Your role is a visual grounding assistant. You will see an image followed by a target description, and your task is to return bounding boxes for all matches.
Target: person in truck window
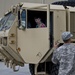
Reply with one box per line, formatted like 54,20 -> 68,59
35,18 -> 46,28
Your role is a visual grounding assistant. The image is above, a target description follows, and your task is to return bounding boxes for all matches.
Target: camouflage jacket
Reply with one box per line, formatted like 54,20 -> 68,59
52,43 -> 75,75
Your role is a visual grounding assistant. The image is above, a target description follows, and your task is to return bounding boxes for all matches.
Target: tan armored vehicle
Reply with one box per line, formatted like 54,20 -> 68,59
0,2 -> 75,75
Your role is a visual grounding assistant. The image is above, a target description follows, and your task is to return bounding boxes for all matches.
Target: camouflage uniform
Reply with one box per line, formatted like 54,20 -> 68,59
52,43 -> 75,75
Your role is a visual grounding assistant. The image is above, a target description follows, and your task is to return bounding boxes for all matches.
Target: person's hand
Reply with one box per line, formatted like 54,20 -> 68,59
53,41 -> 59,49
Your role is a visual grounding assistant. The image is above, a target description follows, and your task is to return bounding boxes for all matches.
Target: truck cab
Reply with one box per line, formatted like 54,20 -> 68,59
0,2 -> 75,75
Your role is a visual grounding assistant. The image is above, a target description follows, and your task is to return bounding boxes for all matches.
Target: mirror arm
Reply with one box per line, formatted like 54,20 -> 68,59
18,10 -> 21,27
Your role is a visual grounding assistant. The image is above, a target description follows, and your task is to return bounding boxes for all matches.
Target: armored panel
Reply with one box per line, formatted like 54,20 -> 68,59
53,10 -> 66,43
70,12 -> 75,39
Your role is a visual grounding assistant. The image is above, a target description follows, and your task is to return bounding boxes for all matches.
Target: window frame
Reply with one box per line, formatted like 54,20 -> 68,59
27,9 -> 47,29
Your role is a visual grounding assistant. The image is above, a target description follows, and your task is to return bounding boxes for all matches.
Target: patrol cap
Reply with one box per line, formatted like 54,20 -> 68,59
62,32 -> 73,40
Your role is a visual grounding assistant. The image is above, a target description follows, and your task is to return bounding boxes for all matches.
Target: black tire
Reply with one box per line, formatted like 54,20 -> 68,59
50,62 -> 59,75
29,63 -> 45,75
29,62 -> 59,75
46,62 -> 59,75
29,64 -> 35,75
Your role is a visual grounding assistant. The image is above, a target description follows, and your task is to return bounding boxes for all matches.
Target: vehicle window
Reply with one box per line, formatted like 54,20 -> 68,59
27,10 -> 47,28
0,15 -> 10,31
0,13 -> 16,31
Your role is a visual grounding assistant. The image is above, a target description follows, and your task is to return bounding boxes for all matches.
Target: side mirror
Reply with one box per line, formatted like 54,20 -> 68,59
19,20 -> 26,30
18,9 -> 26,30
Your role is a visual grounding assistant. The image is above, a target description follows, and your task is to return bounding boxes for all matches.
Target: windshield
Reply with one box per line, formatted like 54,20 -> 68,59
0,13 -> 16,31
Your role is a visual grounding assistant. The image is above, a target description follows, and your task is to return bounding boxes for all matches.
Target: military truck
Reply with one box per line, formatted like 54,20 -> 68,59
0,2 -> 75,75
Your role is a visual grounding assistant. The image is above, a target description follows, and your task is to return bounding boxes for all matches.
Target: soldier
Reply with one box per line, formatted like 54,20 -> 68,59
52,32 -> 75,75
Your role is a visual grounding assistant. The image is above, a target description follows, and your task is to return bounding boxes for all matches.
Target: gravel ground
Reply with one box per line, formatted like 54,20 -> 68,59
0,62 -> 31,75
